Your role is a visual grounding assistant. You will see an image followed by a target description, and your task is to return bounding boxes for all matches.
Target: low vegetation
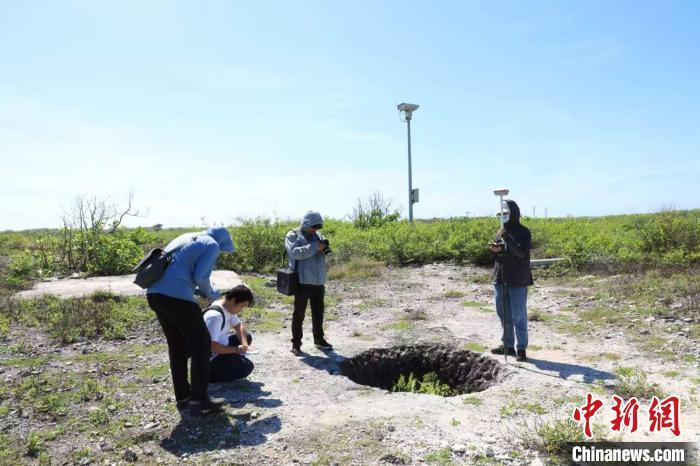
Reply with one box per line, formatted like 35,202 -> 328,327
613,367 -> 665,400
327,257 -> 385,281
462,300 -> 484,308
517,418 -> 606,462
528,308 -> 554,322
392,372 -> 456,397
1,292 -> 153,344
606,271 -> 699,321
463,396 -> 483,406
4,208 -> 699,290
424,447 -> 455,466
463,342 -> 488,353
381,319 -> 414,332
499,401 -> 547,417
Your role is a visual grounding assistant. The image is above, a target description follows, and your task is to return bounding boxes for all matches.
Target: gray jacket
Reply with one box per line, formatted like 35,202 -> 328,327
285,211 -> 327,286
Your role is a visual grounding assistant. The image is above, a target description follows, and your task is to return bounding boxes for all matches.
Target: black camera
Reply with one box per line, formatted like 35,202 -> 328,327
321,239 -> 332,255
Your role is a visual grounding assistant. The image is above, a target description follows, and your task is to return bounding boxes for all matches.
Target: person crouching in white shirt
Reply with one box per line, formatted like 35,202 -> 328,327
202,284 -> 255,382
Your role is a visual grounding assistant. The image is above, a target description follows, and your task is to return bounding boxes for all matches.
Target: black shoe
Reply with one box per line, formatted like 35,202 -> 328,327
516,350 -> 527,362
291,347 -> 302,356
176,396 -> 190,409
187,396 -> 225,413
314,339 -> 333,350
490,345 -> 516,356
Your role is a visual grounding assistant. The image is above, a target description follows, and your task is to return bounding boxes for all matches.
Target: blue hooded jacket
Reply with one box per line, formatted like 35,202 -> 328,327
285,211 -> 327,286
147,226 -> 234,303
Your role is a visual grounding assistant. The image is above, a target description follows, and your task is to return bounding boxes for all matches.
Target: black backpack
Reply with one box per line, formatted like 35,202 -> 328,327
203,304 -> 227,331
132,236 -> 195,289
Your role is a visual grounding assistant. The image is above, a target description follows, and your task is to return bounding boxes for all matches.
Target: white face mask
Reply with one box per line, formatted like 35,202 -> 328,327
501,213 -> 510,223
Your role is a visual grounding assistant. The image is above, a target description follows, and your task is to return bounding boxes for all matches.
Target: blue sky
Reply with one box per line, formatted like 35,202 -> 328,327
1,1 -> 698,230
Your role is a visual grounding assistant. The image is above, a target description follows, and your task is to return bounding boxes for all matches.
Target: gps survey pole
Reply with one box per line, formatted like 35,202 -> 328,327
494,188 -> 510,362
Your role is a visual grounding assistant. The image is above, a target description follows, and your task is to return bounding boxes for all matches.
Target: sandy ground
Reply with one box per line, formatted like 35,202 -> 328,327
217,264 -> 698,464
15,271 -> 242,299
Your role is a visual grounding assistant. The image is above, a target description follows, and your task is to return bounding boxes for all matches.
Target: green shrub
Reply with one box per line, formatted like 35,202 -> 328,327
6,228 -> 143,282
392,372 -> 456,396
72,449 -> 92,464
6,252 -> 41,288
350,192 -> 401,229
128,227 -> 156,246
87,408 -> 109,427
425,447 -> 454,466
0,318 -> 7,340
0,433 -> 20,465
534,418 -> 586,456
3,208 -> 699,280
463,342 -> 487,352
24,432 -> 44,458
0,304 -> 9,339
638,210 -> 699,256
517,418 -> 602,461
217,219 -> 291,273
3,233 -> 63,287
613,367 -> 664,399
86,233 -> 143,276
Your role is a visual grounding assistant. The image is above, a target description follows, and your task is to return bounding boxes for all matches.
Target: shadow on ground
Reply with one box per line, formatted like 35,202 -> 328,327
212,380 -> 283,409
298,349 -> 347,375
160,380 -> 282,457
518,357 -> 616,384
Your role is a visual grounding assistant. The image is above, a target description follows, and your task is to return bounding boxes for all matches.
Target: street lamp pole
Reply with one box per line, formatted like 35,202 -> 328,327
406,114 -> 413,223
398,103 -> 419,223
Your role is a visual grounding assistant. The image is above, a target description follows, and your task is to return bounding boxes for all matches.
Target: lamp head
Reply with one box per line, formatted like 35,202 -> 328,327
398,103 -> 419,112
398,103 -> 419,120
493,188 -> 509,196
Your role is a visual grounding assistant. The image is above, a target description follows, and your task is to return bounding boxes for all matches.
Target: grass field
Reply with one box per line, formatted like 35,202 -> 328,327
2,209 -> 698,291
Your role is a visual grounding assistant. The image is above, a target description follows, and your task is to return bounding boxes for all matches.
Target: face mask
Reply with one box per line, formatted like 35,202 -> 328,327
501,213 -> 510,223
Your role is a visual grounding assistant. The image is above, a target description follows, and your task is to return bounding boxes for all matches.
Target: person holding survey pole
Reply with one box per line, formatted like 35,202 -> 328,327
489,196 -> 533,362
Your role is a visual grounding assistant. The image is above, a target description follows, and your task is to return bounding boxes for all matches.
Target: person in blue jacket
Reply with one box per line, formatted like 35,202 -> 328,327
147,226 -> 234,412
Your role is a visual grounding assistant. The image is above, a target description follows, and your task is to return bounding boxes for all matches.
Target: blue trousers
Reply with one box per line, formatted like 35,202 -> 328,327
494,285 -> 528,351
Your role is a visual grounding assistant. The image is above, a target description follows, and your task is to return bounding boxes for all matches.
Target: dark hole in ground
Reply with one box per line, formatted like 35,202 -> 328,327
340,344 -> 505,396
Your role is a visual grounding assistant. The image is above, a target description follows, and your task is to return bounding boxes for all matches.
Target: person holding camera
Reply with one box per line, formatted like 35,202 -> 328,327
285,211 -> 333,356
489,200 -> 533,362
